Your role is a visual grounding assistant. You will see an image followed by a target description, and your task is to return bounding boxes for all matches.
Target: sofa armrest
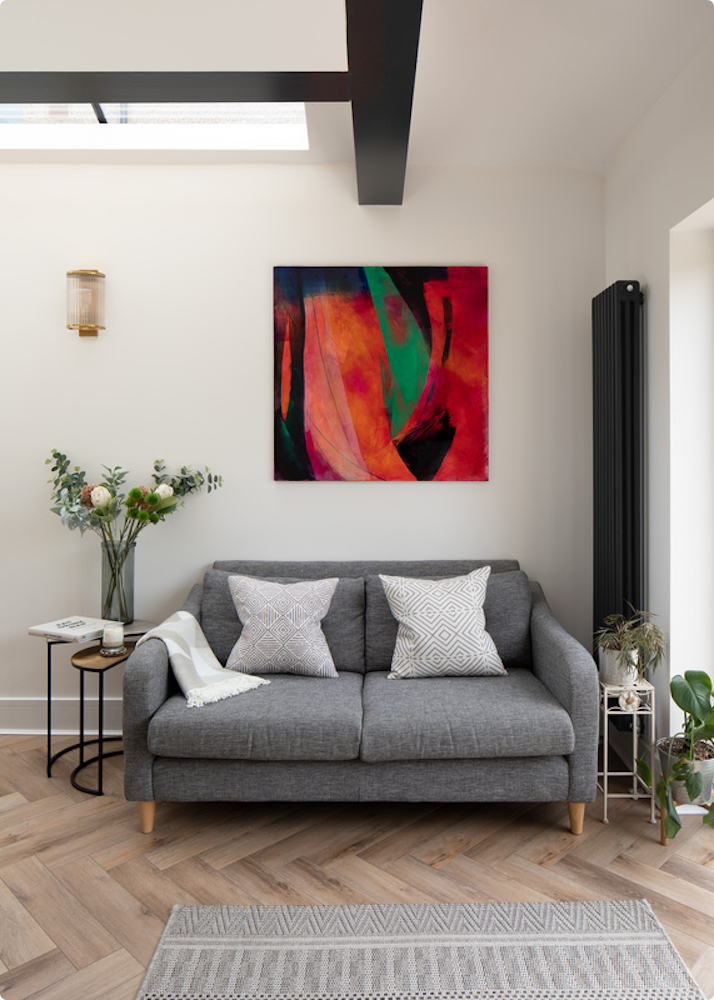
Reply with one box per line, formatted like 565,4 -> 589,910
122,637 -> 172,802
123,582 -> 203,802
530,582 -> 599,803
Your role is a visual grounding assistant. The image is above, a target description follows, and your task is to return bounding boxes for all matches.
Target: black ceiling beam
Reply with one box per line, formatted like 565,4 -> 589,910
0,71 -> 349,105
346,0 -> 422,205
0,0 -> 424,206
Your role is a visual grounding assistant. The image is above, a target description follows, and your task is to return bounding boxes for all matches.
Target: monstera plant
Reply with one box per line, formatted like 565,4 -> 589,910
639,670 -> 714,841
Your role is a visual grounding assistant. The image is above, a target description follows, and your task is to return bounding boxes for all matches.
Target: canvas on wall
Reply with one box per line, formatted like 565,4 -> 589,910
274,266 -> 489,482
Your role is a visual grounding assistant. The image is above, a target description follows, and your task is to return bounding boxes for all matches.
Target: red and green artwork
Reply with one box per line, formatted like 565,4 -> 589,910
274,266 -> 489,481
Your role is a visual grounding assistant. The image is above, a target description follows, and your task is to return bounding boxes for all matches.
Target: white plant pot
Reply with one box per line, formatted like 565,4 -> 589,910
658,742 -> 714,806
598,647 -> 638,686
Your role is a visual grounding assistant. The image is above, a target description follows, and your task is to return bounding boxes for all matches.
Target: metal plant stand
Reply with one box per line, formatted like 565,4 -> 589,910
597,679 -> 656,825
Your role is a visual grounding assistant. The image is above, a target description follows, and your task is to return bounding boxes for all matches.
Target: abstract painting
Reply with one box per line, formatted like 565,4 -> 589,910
274,266 -> 489,481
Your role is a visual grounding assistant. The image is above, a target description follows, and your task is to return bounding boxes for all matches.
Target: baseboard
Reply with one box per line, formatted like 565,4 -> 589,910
0,697 -> 122,735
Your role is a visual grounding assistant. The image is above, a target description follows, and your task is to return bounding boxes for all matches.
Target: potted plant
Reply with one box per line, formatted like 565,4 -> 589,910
47,449 -> 223,623
639,670 -> 714,841
594,606 -> 666,686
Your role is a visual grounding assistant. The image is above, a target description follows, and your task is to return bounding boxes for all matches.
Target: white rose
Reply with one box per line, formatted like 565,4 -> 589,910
155,483 -> 174,499
90,485 -> 112,508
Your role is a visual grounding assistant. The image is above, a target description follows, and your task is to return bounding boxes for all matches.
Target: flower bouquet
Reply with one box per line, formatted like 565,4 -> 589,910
46,448 -> 222,622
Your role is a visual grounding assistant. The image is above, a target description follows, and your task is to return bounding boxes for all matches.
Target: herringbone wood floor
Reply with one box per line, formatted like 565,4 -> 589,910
0,735 -> 712,1000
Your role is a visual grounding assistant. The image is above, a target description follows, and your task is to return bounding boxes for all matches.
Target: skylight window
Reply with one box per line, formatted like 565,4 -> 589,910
0,103 -> 309,150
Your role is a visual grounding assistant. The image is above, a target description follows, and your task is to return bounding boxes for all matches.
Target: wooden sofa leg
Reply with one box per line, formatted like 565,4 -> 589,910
568,802 -> 585,835
138,801 -> 156,834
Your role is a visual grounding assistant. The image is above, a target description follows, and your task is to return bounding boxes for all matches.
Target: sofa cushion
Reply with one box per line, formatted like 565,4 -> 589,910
360,669 -> 574,762
213,559 -> 520,579
366,569 -> 532,671
147,672 -> 364,761
226,575 -> 338,678
379,568 -> 506,678
200,570 -> 366,672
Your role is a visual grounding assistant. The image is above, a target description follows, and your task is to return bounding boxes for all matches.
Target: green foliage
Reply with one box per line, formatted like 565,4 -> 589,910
594,604 -> 666,679
152,459 -> 223,497
638,669 -> 714,839
45,449 -> 91,534
671,672 -> 714,741
46,448 -> 223,549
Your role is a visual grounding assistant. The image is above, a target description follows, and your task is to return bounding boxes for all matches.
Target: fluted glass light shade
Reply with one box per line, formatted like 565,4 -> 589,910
66,269 -> 105,337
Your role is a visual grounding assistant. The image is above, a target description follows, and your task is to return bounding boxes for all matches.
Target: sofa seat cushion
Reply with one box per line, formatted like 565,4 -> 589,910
147,672 -> 364,761
360,669 -> 575,762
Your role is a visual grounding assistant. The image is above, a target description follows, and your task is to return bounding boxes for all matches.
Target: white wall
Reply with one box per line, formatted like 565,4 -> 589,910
670,224 -> 714,718
0,161 -> 603,731
605,33 -> 714,734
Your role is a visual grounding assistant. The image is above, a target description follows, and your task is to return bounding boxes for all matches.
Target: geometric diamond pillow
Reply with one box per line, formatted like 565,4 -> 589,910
226,575 -> 339,678
379,567 -> 507,678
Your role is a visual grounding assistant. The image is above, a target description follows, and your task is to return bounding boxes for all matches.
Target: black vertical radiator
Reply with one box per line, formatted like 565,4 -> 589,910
592,280 -> 646,638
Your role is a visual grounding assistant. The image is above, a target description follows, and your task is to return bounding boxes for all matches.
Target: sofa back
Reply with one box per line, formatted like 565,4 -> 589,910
202,559 -> 532,673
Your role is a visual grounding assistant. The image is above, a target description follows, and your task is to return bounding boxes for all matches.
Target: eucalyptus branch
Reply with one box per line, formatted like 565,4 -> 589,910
47,448 -> 223,547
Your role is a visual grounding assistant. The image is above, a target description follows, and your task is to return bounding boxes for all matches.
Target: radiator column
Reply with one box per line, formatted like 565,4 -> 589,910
592,280 -> 646,637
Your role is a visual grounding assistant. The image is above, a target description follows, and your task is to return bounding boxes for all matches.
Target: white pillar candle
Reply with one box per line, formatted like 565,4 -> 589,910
103,623 -> 124,648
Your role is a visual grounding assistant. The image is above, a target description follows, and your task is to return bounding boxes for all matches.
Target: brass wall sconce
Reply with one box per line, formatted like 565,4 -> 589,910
66,269 -> 105,337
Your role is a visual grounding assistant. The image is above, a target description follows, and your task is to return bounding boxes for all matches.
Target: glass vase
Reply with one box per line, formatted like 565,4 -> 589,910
101,541 -> 135,624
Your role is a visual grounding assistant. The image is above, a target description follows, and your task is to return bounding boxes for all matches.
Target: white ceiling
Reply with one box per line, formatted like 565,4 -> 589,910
1,0 -> 713,174
0,0 -> 348,71
410,0 -> 714,173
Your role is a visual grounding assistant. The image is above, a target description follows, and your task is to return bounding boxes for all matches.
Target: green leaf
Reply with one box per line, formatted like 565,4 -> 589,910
703,808 -> 714,828
663,785 -> 682,839
655,778 -> 668,810
155,498 -> 179,515
671,672 -> 713,723
672,756 -> 692,781
691,710 -> 714,743
684,769 -> 703,802
664,812 -> 682,840
637,757 -> 652,787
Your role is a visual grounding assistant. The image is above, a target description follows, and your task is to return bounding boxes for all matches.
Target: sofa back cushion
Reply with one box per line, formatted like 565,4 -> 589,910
203,559 -> 526,674
201,569 -> 366,672
213,559 -> 520,581
365,569 -> 532,671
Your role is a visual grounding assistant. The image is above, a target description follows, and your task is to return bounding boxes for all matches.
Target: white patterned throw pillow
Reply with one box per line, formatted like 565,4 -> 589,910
379,567 -> 507,678
226,575 -> 339,677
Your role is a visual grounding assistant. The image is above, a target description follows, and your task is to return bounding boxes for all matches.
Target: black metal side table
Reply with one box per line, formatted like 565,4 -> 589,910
41,620 -> 153,793
67,643 -> 136,794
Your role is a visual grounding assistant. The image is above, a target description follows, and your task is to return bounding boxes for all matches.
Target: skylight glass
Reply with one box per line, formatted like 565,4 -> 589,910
0,102 -> 309,150
0,103 -> 97,124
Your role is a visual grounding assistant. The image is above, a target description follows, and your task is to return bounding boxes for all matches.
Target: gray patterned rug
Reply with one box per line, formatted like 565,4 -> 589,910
136,899 -> 705,1000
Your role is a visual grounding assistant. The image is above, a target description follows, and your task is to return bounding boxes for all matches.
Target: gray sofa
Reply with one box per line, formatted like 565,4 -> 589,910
123,559 -> 599,835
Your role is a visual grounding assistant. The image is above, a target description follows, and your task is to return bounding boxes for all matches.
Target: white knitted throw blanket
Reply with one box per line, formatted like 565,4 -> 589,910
137,610 -> 269,708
